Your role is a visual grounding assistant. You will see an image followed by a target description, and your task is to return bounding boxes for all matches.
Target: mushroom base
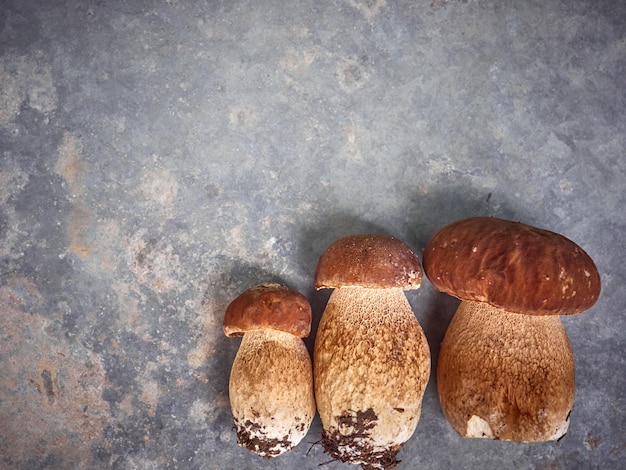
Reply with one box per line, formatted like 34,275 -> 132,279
321,425 -> 401,470
437,300 -> 575,442
233,417 -> 294,459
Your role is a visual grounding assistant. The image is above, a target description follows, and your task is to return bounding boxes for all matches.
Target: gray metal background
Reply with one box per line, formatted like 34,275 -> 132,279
1,1 -> 624,469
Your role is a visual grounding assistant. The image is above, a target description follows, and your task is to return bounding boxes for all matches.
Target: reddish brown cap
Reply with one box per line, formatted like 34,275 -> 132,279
314,234 -> 422,289
223,283 -> 312,338
423,217 -> 601,315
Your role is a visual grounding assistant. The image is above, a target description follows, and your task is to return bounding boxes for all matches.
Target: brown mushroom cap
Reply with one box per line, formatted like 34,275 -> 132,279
223,283 -> 312,338
423,217 -> 601,315
315,234 -> 422,290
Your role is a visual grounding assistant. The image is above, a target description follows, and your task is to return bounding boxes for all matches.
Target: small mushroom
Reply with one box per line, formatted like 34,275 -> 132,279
314,234 -> 431,469
223,283 -> 315,457
423,217 -> 601,442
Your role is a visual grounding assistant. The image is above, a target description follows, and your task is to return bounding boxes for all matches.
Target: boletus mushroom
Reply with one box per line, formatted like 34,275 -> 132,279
423,217 -> 601,442
223,283 -> 315,457
314,234 -> 431,469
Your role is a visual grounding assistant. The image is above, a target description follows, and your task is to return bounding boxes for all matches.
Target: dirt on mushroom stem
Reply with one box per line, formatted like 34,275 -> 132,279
320,409 -> 402,470
234,416 -> 294,458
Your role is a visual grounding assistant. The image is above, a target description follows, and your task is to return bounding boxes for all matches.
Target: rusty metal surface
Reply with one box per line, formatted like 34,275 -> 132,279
1,1 -> 624,468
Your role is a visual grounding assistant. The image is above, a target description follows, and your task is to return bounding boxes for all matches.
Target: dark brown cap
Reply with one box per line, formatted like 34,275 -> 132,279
223,283 -> 312,338
314,234 -> 422,289
423,217 -> 601,315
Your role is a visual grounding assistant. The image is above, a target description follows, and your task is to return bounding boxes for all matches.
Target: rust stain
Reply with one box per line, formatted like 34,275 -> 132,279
0,278 -> 111,467
67,203 -> 91,258
56,133 -> 93,259
36,357 -> 59,408
187,292 -> 221,368
126,229 -> 183,294
56,133 -> 86,197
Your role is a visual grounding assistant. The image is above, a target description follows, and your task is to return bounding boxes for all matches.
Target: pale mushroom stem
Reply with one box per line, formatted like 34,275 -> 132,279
314,287 -> 430,468
229,329 -> 315,457
437,300 -> 575,442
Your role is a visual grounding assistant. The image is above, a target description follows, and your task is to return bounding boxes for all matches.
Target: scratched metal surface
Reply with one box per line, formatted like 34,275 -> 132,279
0,1 -> 624,469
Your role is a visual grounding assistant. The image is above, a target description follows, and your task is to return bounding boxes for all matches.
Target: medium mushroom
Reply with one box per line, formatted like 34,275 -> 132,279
223,283 -> 315,457
423,216 -> 601,442
314,234 -> 431,469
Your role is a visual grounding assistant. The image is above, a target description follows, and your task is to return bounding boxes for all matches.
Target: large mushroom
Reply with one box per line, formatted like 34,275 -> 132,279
423,217 -> 601,442
223,283 -> 315,457
314,234 -> 431,469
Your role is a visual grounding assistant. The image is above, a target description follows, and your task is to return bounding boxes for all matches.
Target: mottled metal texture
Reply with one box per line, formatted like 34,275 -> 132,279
0,0 -> 624,469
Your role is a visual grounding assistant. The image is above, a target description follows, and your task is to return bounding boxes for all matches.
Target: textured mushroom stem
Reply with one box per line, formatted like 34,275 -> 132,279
314,287 -> 430,469
437,300 -> 575,442
229,329 -> 315,457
